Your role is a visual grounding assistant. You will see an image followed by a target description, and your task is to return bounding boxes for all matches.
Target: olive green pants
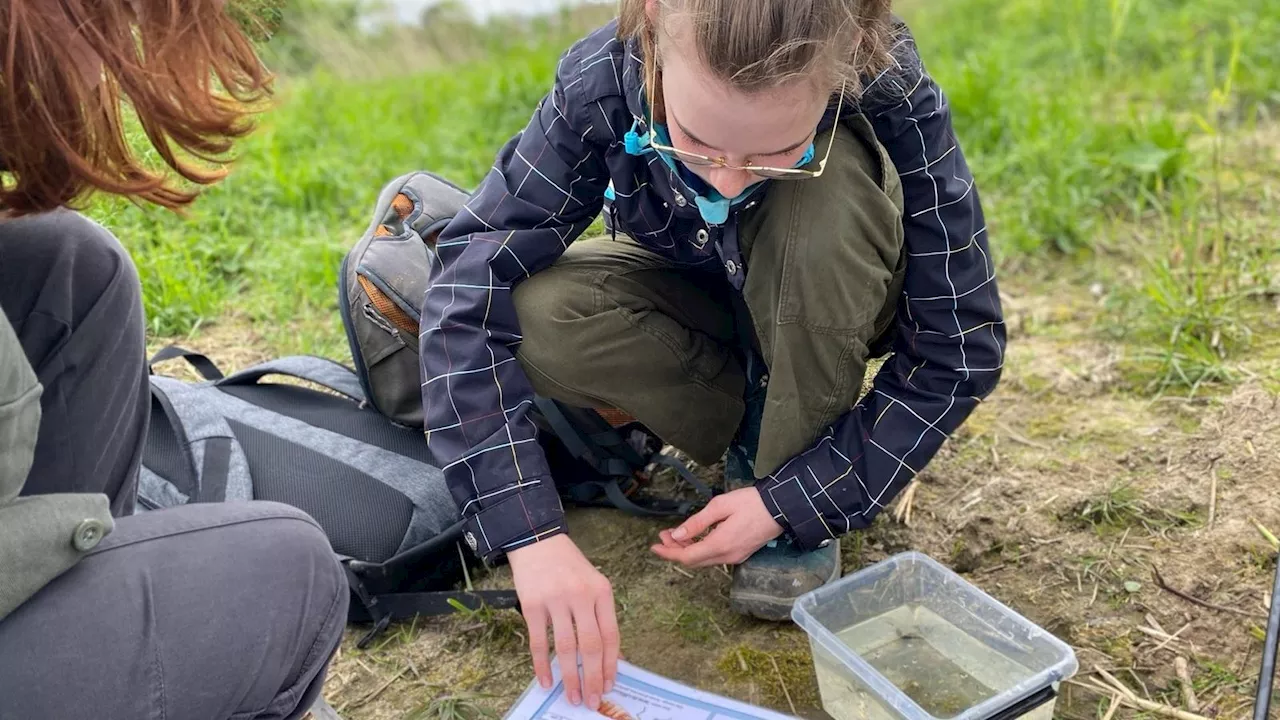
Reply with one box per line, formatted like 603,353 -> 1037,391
512,114 -> 905,478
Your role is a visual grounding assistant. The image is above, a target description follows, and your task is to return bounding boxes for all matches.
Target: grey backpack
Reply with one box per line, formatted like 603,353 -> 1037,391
339,171 -> 470,427
139,346 -> 518,647
337,171 -> 716,516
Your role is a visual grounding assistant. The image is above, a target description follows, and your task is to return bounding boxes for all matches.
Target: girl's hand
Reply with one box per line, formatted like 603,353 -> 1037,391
650,488 -> 784,567
507,534 -> 619,710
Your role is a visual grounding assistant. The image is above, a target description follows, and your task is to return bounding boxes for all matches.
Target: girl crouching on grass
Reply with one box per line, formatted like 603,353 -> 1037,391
415,0 -> 1004,708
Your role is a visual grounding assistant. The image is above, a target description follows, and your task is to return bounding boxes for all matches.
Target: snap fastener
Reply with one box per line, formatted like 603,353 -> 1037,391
695,229 -> 709,246
725,259 -> 738,275
818,538 -> 832,548
674,193 -> 687,207
72,519 -> 106,552
464,531 -> 478,552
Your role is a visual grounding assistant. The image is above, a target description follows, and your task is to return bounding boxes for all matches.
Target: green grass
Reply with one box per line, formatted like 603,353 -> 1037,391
1067,481 -> 1202,535
86,23 -> 574,346
84,0 -> 1280,400
906,0 -> 1280,394
411,693 -> 495,720
444,599 -> 528,653
907,0 -> 1279,253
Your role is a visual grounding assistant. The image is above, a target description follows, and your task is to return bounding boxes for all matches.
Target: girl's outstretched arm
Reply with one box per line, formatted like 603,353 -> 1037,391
418,37 -> 617,705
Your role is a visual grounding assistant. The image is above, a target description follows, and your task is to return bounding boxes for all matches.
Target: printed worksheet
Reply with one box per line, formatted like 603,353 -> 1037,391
503,657 -> 799,720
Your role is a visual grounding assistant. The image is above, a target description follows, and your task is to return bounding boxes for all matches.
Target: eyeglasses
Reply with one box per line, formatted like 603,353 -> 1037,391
647,79 -> 847,180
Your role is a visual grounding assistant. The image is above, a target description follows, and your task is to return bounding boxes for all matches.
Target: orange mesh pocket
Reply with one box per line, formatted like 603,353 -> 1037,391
357,275 -> 418,336
596,408 -> 637,428
392,193 -> 413,219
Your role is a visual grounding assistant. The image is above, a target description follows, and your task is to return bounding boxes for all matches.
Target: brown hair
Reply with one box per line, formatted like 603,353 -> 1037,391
618,0 -> 897,113
0,0 -> 276,217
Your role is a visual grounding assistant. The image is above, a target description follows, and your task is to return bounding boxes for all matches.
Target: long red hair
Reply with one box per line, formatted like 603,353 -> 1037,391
0,0 -> 275,216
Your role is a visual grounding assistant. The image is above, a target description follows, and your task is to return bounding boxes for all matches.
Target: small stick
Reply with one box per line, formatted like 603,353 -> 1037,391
1094,668 -> 1138,701
1250,517 -> 1280,551
1035,495 -> 1061,513
1100,693 -> 1123,720
1174,657 -> 1200,712
1137,625 -> 1173,641
1207,462 -> 1218,530
672,565 -> 695,579
1146,614 -> 1169,635
338,665 -> 410,713
1108,528 -> 1132,561
1148,622 -> 1193,655
708,616 -> 726,638
736,648 -> 749,673
1087,675 -> 1215,720
458,541 -> 474,591
768,655 -> 798,717
894,480 -> 919,526
1113,694 -> 1213,720
995,421 -> 1053,450
1090,581 -> 1100,607
1153,567 -> 1264,618
943,475 -> 978,506
1126,667 -> 1151,700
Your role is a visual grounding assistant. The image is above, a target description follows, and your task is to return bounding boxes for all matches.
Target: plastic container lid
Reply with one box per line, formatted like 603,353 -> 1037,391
791,551 -> 1079,720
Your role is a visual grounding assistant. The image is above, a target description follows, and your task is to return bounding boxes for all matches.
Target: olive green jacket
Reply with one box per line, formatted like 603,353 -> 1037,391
0,313 -> 113,621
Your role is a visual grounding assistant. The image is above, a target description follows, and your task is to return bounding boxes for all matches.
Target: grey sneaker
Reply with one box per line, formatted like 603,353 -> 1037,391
731,536 -> 841,621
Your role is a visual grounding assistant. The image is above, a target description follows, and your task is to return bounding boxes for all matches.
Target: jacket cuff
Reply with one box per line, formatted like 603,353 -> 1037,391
461,477 -> 566,564
755,479 -> 837,552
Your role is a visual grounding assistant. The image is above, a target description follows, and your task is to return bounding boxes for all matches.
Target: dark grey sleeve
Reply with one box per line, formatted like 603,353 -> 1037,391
0,314 -> 41,504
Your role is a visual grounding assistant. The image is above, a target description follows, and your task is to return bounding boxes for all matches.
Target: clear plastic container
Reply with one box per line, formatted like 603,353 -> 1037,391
791,551 -> 1078,720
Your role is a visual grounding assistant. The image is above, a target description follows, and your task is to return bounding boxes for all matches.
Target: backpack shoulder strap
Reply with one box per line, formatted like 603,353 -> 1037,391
532,397 -> 716,517
216,356 -> 368,405
345,560 -> 520,649
533,397 -> 638,478
148,344 -> 225,381
343,521 -> 520,648
145,376 -> 240,504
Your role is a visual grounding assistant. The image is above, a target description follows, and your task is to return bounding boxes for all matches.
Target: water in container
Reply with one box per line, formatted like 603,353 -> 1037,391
793,552 -> 1077,720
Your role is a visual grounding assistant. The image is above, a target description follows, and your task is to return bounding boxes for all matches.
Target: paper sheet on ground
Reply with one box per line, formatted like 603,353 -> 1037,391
503,657 -> 799,720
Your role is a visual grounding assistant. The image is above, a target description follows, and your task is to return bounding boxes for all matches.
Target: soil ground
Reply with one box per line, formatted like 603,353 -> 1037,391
152,263 -> 1280,720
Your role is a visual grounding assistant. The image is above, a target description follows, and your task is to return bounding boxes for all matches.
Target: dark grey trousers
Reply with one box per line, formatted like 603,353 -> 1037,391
0,210 -> 349,719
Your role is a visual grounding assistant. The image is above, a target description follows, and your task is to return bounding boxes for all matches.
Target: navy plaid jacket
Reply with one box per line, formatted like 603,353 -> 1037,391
420,19 -> 1005,562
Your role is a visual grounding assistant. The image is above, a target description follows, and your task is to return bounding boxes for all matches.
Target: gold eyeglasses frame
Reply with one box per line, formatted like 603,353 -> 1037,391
645,78 -> 847,180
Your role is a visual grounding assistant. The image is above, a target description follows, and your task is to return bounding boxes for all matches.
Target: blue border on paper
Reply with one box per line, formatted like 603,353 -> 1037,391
531,671 -> 772,720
